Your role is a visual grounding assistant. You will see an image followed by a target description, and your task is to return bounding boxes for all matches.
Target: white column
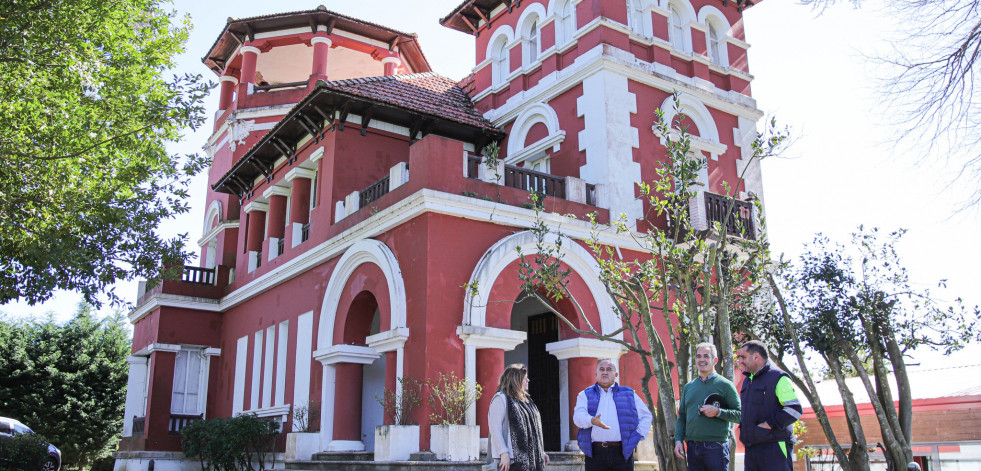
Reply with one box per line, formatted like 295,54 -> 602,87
122,356 -> 149,437
456,326 -> 527,428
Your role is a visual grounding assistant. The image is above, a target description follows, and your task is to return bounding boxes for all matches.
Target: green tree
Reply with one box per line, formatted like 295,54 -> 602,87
515,94 -> 787,471
0,0 -> 211,307
0,303 -> 131,469
735,227 -> 980,470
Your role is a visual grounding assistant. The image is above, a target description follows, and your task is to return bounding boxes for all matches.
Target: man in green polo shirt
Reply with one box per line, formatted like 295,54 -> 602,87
674,342 -> 741,471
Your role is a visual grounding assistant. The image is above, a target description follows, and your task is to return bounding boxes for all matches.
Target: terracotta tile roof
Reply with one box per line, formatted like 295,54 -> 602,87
318,72 -> 497,132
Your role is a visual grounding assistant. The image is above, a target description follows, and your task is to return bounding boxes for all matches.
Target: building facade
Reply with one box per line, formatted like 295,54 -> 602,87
116,0 -> 764,469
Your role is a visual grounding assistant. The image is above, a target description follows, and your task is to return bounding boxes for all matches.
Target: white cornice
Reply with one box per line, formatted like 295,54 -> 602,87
134,188 -> 759,319
198,220 -> 241,247
482,43 -> 762,128
366,328 -> 410,353
129,294 -> 222,323
285,167 -> 317,182
262,186 -> 290,199
457,325 -> 527,350
313,344 -> 380,365
243,201 -> 269,213
132,343 -> 180,356
545,337 -> 627,361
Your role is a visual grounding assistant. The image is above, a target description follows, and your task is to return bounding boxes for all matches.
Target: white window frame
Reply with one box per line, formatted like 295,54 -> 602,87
171,347 -> 208,416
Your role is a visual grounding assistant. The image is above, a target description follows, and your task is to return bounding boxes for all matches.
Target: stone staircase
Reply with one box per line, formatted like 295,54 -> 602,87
284,451 -> 658,471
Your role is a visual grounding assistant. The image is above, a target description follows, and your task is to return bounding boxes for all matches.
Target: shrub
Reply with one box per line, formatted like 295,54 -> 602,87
427,372 -> 482,425
0,433 -> 48,471
375,377 -> 422,425
181,414 -> 278,471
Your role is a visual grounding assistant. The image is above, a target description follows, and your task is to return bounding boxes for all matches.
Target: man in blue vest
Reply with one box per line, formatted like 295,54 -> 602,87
736,340 -> 803,471
573,359 -> 653,471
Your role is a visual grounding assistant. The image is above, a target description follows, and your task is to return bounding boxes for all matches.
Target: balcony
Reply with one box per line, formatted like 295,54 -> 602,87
466,154 -> 597,206
136,265 -> 231,307
669,192 -> 756,240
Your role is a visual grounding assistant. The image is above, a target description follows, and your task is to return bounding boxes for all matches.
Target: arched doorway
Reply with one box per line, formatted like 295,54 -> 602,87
342,291 -> 385,452
506,293 -> 561,451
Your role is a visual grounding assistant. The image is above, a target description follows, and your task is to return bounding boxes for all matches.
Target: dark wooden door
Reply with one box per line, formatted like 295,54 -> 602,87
527,313 -> 561,451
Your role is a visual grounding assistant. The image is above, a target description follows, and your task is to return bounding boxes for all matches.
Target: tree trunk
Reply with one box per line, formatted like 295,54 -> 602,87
825,352 -> 870,471
882,322 -> 913,446
836,332 -> 908,471
766,274 -> 853,469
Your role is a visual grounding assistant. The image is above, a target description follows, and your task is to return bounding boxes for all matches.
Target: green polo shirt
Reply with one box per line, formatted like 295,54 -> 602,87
675,373 -> 741,443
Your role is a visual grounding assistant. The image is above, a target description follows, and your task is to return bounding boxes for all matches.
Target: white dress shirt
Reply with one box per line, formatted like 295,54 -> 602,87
573,383 -> 653,443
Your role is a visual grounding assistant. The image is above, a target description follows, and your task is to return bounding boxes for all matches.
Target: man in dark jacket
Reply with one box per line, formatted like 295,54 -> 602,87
736,340 -> 803,471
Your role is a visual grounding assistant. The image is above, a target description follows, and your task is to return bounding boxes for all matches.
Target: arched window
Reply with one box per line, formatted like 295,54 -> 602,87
708,23 -> 722,64
627,0 -> 649,37
528,20 -> 539,63
491,36 -> 510,85
557,0 -> 575,45
697,7 -> 732,67
669,5 -> 686,52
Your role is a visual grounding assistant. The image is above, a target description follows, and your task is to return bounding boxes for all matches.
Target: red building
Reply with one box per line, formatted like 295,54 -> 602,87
116,1 -> 763,469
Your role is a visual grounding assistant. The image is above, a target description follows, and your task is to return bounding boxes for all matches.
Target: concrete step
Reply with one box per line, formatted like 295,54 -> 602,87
286,452 -> 658,471
310,452 -> 374,461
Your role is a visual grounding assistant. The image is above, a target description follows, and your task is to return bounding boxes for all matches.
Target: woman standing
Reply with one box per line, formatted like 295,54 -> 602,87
488,363 -> 550,471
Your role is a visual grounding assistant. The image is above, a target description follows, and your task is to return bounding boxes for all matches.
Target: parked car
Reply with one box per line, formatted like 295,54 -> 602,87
0,417 -> 61,471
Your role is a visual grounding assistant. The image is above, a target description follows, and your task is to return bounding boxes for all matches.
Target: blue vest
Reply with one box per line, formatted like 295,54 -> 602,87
577,383 -> 642,459
738,362 -> 793,447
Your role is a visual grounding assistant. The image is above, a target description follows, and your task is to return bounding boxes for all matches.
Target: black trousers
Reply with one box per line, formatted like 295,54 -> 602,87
585,445 -> 634,471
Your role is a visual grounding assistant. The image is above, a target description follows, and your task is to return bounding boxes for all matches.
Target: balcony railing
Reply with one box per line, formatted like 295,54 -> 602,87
181,266 -> 216,285
132,416 -> 145,436
704,192 -> 755,239
253,80 -> 307,93
359,175 -> 391,207
504,166 -> 565,199
466,154 -> 598,207
301,223 -> 310,242
277,238 -> 285,256
168,413 -> 204,435
255,252 -> 262,269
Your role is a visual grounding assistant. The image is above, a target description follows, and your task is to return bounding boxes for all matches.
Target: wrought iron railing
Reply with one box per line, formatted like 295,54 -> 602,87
301,223 -> 310,242
168,413 -> 203,435
359,176 -> 391,208
276,238 -> 284,256
255,252 -> 262,268
704,192 -> 755,239
181,266 -> 216,285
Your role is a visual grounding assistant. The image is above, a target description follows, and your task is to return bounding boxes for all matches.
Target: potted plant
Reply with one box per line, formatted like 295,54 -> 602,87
427,372 -> 482,461
373,377 -> 422,461
285,401 -> 321,460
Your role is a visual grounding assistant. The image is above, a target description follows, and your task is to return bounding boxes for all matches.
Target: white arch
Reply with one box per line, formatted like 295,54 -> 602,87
517,4 -> 546,66
697,5 -> 732,66
202,199 -> 222,237
659,94 -> 720,144
462,231 -> 623,340
316,239 -> 407,349
506,102 -> 564,159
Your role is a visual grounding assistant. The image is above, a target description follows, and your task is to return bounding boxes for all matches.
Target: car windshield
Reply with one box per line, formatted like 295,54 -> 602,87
12,423 -> 32,434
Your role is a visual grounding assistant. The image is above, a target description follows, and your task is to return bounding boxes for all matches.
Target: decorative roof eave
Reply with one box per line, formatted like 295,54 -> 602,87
212,82 -> 505,196
440,0 -> 759,35
202,6 -> 431,76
